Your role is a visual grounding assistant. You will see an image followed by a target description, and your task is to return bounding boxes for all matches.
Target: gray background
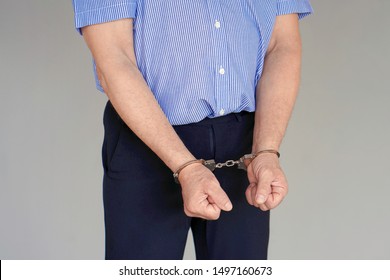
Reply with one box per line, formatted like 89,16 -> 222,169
1,0 -> 389,259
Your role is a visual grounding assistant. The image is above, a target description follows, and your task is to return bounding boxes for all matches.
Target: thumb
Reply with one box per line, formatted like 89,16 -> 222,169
207,185 -> 233,211
255,179 -> 272,205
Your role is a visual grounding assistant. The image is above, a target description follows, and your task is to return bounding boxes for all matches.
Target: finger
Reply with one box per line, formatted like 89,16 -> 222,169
207,185 -> 233,212
200,198 -> 222,220
184,209 -> 217,220
265,185 -> 287,209
250,185 -> 270,211
251,183 -> 260,208
204,202 -> 222,220
255,174 -> 273,205
185,197 -> 221,220
259,203 -> 269,211
272,180 -> 288,198
245,182 -> 256,205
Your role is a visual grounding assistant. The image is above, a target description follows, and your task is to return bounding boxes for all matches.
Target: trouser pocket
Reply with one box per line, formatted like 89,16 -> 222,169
102,101 -> 125,172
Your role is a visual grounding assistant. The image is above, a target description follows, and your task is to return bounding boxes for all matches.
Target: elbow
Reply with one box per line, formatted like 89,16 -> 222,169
95,56 -> 139,95
96,65 -> 108,92
265,39 -> 302,70
268,37 -> 302,58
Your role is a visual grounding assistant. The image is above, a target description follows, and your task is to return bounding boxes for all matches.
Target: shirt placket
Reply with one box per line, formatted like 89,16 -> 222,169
207,0 -> 230,117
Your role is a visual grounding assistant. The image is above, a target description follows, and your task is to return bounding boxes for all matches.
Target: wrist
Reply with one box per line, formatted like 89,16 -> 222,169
177,161 -> 205,184
253,152 -> 280,163
173,159 -> 205,184
252,144 -> 280,154
168,154 -> 196,172
246,149 -> 280,169
253,149 -> 280,159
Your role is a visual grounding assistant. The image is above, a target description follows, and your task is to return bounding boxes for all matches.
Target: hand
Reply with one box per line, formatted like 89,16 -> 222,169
245,154 -> 288,211
179,163 -> 233,220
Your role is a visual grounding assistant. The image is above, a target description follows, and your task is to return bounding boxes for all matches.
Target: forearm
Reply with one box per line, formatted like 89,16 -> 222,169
252,41 -> 301,152
98,57 -> 195,172
80,19 -> 196,172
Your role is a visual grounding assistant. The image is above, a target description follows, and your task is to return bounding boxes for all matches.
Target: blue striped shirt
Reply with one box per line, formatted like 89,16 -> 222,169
73,0 -> 313,125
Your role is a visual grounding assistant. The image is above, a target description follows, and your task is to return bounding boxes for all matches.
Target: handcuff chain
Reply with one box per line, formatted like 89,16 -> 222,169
215,159 -> 240,168
204,158 -> 246,172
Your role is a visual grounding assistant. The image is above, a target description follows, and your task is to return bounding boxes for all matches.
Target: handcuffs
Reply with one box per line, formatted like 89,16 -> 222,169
173,149 -> 280,184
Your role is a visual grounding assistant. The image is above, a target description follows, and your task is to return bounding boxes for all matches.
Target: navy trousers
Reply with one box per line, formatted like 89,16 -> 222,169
102,101 -> 269,260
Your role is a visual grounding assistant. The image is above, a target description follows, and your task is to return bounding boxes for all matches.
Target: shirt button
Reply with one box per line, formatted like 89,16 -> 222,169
219,109 -> 225,116
214,20 -> 221,29
219,67 -> 225,75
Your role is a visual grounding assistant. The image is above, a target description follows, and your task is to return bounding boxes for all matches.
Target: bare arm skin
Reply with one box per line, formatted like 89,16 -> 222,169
246,14 -> 302,211
81,19 -> 232,219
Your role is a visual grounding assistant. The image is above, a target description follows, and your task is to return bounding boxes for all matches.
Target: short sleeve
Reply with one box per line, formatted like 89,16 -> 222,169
72,0 -> 137,35
276,0 -> 313,20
